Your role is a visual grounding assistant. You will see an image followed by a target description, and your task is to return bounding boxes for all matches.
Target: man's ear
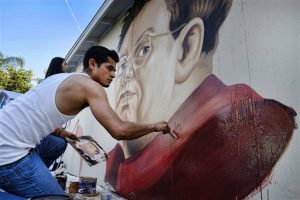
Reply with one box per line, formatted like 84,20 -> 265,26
88,59 -> 97,71
175,17 -> 204,83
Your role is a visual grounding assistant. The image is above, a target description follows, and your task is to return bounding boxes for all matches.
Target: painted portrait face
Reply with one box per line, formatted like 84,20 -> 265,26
115,0 -> 181,156
79,141 -> 100,158
115,0 -> 210,157
115,0 -> 178,121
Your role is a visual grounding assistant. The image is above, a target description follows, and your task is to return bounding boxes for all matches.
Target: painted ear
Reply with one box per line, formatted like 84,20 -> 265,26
175,18 -> 204,83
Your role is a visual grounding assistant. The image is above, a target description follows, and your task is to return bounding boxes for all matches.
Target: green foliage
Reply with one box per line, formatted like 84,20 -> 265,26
0,52 -> 33,93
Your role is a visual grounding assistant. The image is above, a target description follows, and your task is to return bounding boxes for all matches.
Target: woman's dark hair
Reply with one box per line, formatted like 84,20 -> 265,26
45,57 -> 65,78
83,46 -> 119,71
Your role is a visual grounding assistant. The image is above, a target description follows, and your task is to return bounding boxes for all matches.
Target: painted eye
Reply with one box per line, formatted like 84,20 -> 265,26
137,45 -> 150,57
117,58 -> 128,76
119,62 -> 127,71
134,40 -> 151,66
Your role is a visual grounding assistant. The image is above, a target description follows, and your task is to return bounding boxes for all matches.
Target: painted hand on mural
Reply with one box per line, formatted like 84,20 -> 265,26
107,0 -> 297,199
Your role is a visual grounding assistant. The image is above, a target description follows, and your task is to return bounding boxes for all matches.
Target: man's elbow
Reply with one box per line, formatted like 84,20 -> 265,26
111,133 -> 125,140
110,126 -> 129,140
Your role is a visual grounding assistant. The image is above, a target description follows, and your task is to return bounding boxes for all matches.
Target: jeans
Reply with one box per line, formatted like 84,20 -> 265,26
0,190 -> 25,200
0,135 -> 67,199
36,134 -> 67,168
0,150 -> 65,199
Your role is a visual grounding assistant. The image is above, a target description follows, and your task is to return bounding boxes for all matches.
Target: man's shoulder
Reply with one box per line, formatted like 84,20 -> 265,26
56,73 -> 99,101
65,74 -> 106,97
62,73 -> 95,88
66,73 -> 91,81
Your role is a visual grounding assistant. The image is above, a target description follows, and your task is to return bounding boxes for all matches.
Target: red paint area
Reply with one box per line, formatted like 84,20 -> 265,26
105,75 -> 296,200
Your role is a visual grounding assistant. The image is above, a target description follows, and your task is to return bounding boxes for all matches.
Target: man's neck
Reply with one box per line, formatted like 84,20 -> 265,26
80,71 -> 91,78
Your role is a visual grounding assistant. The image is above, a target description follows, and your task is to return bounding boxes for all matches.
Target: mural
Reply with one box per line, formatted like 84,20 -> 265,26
104,0 -> 297,199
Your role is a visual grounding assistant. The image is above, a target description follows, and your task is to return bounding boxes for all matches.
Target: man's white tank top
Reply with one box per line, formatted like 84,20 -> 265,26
0,73 -> 83,165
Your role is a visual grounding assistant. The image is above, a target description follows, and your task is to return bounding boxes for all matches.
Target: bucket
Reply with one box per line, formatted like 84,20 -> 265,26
77,176 -> 97,196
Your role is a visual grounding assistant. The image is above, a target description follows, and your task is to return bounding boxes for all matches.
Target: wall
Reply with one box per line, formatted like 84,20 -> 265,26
214,0 -> 299,199
63,0 -> 299,199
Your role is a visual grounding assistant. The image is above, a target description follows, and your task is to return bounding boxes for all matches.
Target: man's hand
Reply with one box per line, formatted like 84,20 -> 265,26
155,121 -> 170,134
53,128 -> 79,141
155,121 -> 178,139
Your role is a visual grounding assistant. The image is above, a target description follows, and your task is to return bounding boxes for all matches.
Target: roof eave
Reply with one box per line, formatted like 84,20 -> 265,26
65,0 -> 133,71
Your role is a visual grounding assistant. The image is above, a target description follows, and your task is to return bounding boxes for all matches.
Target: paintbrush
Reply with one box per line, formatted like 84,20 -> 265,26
168,131 -> 178,139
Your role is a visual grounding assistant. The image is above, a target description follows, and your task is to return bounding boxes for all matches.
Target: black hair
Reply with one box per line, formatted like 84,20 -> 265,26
118,0 -> 232,54
45,57 -> 65,78
83,46 -> 119,71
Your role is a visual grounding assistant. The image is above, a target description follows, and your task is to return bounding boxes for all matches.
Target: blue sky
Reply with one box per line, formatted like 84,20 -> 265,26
0,0 -> 104,79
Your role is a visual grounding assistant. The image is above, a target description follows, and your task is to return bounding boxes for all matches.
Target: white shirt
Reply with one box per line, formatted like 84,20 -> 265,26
0,73 -> 81,165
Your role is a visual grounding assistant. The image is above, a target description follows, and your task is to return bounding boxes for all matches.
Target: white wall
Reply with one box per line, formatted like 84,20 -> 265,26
63,0 -> 299,199
215,0 -> 299,199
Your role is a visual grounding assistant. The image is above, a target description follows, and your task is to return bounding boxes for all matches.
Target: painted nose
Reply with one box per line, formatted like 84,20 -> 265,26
121,60 -> 134,87
111,71 -> 115,78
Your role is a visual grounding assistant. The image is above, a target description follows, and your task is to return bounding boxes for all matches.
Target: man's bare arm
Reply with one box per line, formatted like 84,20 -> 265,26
53,128 -> 79,140
85,82 -> 170,140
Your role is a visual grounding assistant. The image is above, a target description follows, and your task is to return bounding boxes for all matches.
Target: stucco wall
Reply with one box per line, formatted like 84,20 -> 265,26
63,0 -> 299,199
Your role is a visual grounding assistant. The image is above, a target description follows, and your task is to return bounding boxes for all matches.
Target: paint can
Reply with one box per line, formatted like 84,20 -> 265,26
77,176 -> 97,196
66,175 -> 79,194
68,181 -> 79,193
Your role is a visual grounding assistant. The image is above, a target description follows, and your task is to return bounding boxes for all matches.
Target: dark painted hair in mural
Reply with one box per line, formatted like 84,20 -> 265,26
45,57 -> 65,78
118,0 -> 233,53
83,46 -> 119,71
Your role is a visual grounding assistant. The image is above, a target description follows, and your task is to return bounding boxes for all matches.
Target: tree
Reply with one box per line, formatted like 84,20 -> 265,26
0,52 -> 33,93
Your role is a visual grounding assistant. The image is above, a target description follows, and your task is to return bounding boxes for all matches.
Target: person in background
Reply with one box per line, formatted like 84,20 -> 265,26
45,57 -> 69,78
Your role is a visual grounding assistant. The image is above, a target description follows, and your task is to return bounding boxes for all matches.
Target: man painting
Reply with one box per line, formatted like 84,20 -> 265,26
0,46 -> 170,199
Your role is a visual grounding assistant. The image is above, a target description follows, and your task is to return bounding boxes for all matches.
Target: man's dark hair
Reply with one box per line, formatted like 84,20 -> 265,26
118,0 -> 233,54
45,57 -> 65,78
83,46 -> 119,71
